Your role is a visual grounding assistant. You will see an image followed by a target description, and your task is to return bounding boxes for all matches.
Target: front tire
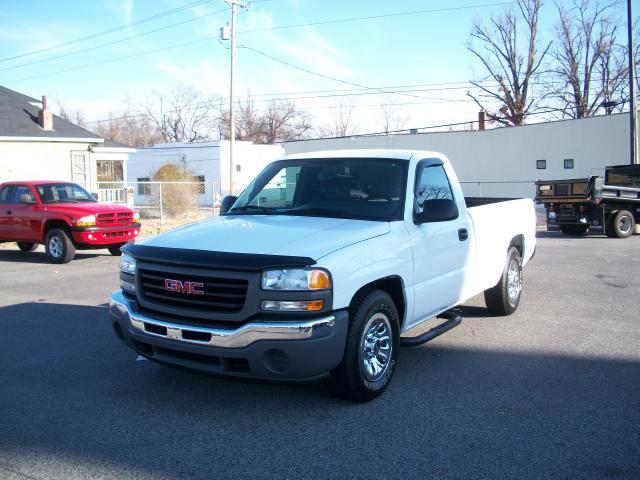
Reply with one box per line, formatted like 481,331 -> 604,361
484,246 -> 522,316
45,228 -> 76,264
108,244 -> 125,256
17,242 -> 38,252
327,290 -> 399,402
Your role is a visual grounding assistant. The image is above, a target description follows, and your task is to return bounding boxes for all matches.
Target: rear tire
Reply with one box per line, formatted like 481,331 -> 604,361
17,242 -> 38,252
45,228 -> 75,264
610,210 -> 634,239
327,290 -> 399,402
559,224 -> 588,236
484,247 -> 522,316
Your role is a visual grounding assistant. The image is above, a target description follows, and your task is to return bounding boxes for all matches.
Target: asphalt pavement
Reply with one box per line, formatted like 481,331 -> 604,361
0,232 -> 639,479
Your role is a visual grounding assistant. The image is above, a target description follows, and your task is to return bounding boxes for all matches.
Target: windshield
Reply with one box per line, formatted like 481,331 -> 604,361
36,183 -> 97,204
227,158 -> 407,221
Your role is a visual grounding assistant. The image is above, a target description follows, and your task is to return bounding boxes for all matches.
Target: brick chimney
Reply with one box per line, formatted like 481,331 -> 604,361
478,110 -> 486,131
38,95 -> 53,131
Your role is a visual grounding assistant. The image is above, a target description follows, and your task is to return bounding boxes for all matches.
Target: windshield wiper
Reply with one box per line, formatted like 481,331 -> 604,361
280,207 -> 356,218
227,205 -> 279,215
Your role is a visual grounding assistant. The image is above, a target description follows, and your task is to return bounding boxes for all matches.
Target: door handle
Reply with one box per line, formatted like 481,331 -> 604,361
458,228 -> 468,241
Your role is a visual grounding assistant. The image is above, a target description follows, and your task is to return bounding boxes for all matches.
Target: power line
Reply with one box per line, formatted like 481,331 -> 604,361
236,1 -> 517,34
3,1 -> 513,81
0,8 -> 229,73
0,0 -> 216,63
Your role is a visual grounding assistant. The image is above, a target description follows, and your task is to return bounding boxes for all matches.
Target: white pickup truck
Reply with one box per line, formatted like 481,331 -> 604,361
110,150 -> 536,402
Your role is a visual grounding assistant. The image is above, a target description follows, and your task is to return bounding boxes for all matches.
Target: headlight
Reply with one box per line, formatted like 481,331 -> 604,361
120,253 -> 137,274
132,211 -> 140,222
75,214 -> 96,227
261,269 -> 331,291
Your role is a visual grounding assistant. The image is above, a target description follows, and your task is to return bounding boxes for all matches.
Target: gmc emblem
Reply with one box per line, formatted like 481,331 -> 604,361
163,279 -> 205,296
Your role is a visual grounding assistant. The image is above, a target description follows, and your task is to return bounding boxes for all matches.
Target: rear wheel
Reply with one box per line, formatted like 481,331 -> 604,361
484,247 -> 522,316
559,224 -> 588,236
17,242 -> 38,252
609,210 -> 634,239
327,290 -> 399,402
45,228 -> 76,264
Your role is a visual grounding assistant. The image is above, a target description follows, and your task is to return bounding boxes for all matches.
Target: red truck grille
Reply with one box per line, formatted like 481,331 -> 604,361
96,212 -> 133,226
139,269 -> 249,314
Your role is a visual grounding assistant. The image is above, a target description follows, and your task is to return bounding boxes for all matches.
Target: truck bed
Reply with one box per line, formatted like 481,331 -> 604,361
464,197 -> 518,208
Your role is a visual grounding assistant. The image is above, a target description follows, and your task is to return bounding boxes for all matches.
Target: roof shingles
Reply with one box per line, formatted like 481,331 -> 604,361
0,85 -> 101,140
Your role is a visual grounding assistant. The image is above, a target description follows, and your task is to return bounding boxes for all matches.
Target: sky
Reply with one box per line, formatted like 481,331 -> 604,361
0,0 -> 635,136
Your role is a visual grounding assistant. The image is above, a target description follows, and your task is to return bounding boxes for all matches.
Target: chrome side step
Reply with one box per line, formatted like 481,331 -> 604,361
400,310 -> 462,347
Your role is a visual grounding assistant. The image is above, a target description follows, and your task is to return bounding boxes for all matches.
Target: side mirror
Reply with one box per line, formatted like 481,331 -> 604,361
414,199 -> 459,224
91,192 -> 99,200
220,195 -> 238,214
19,193 -> 37,205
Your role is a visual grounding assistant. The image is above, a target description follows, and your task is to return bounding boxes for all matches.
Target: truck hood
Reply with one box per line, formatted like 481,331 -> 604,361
43,202 -> 133,216
142,215 -> 390,260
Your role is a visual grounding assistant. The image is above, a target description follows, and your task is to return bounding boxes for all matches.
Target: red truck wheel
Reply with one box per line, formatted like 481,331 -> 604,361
45,228 -> 76,264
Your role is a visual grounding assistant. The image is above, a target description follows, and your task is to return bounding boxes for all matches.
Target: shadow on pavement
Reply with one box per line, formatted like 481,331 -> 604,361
0,249 -> 105,263
0,302 -> 638,479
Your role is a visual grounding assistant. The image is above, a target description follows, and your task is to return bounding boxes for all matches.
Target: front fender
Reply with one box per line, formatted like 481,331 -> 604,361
315,222 -> 413,311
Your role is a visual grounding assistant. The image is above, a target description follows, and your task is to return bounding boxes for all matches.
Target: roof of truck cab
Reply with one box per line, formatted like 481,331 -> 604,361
280,149 -> 443,161
0,180 -> 77,186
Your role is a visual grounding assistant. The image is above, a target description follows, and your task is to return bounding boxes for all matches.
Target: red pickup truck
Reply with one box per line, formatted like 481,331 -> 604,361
0,181 -> 141,263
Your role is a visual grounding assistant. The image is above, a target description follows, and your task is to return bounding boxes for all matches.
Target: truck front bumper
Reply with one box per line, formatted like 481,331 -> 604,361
109,290 -> 349,380
71,223 -> 141,246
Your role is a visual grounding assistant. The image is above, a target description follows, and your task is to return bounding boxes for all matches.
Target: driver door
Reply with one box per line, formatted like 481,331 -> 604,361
406,160 -> 471,328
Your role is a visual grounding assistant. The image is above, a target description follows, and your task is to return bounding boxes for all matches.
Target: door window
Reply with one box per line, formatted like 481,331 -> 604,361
0,186 -> 14,204
414,165 -> 454,214
12,186 -> 35,204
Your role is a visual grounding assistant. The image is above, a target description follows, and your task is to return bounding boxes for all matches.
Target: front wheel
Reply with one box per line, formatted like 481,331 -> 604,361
327,290 -> 399,402
17,242 -> 38,252
484,246 -> 522,316
45,228 -> 76,264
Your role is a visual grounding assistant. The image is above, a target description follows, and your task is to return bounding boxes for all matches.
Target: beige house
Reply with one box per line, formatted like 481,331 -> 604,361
0,85 -> 135,191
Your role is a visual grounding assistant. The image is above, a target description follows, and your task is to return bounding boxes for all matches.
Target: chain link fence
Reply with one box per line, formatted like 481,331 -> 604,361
89,181 -> 220,236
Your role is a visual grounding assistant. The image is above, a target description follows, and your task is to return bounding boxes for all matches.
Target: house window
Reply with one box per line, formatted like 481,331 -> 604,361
71,152 -> 90,186
96,160 -> 124,182
193,175 -> 205,194
564,159 -> 574,169
236,164 -> 241,173
137,177 -> 151,195
536,160 -> 546,170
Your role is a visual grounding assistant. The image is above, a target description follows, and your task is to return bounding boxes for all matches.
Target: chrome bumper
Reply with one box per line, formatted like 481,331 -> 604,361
109,290 -> 337,349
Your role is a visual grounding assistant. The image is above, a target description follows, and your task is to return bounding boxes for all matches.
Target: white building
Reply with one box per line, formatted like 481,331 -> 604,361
281,112 -> 634,199
0,86 -> 135,191
127,140 -> 285,206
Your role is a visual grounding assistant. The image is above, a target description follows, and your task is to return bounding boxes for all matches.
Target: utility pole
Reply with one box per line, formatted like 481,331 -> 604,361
627,0 -> 637,165
222,0 -> 250,195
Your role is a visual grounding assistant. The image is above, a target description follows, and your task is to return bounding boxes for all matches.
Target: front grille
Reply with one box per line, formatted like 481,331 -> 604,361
97,212 -> 133,226
139,269 -> 248,313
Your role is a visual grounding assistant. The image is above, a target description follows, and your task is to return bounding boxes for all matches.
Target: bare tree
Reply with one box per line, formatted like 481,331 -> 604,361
91,112 -> 162,147
549,0 -> 625,118
377,95 -> 409,133
56,103 -> 87,127
218,96 -> 312,144
139,85 -> 219,143
262,100 -> 312,143
317,97 -> 360,137
467,0 -> 551,126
